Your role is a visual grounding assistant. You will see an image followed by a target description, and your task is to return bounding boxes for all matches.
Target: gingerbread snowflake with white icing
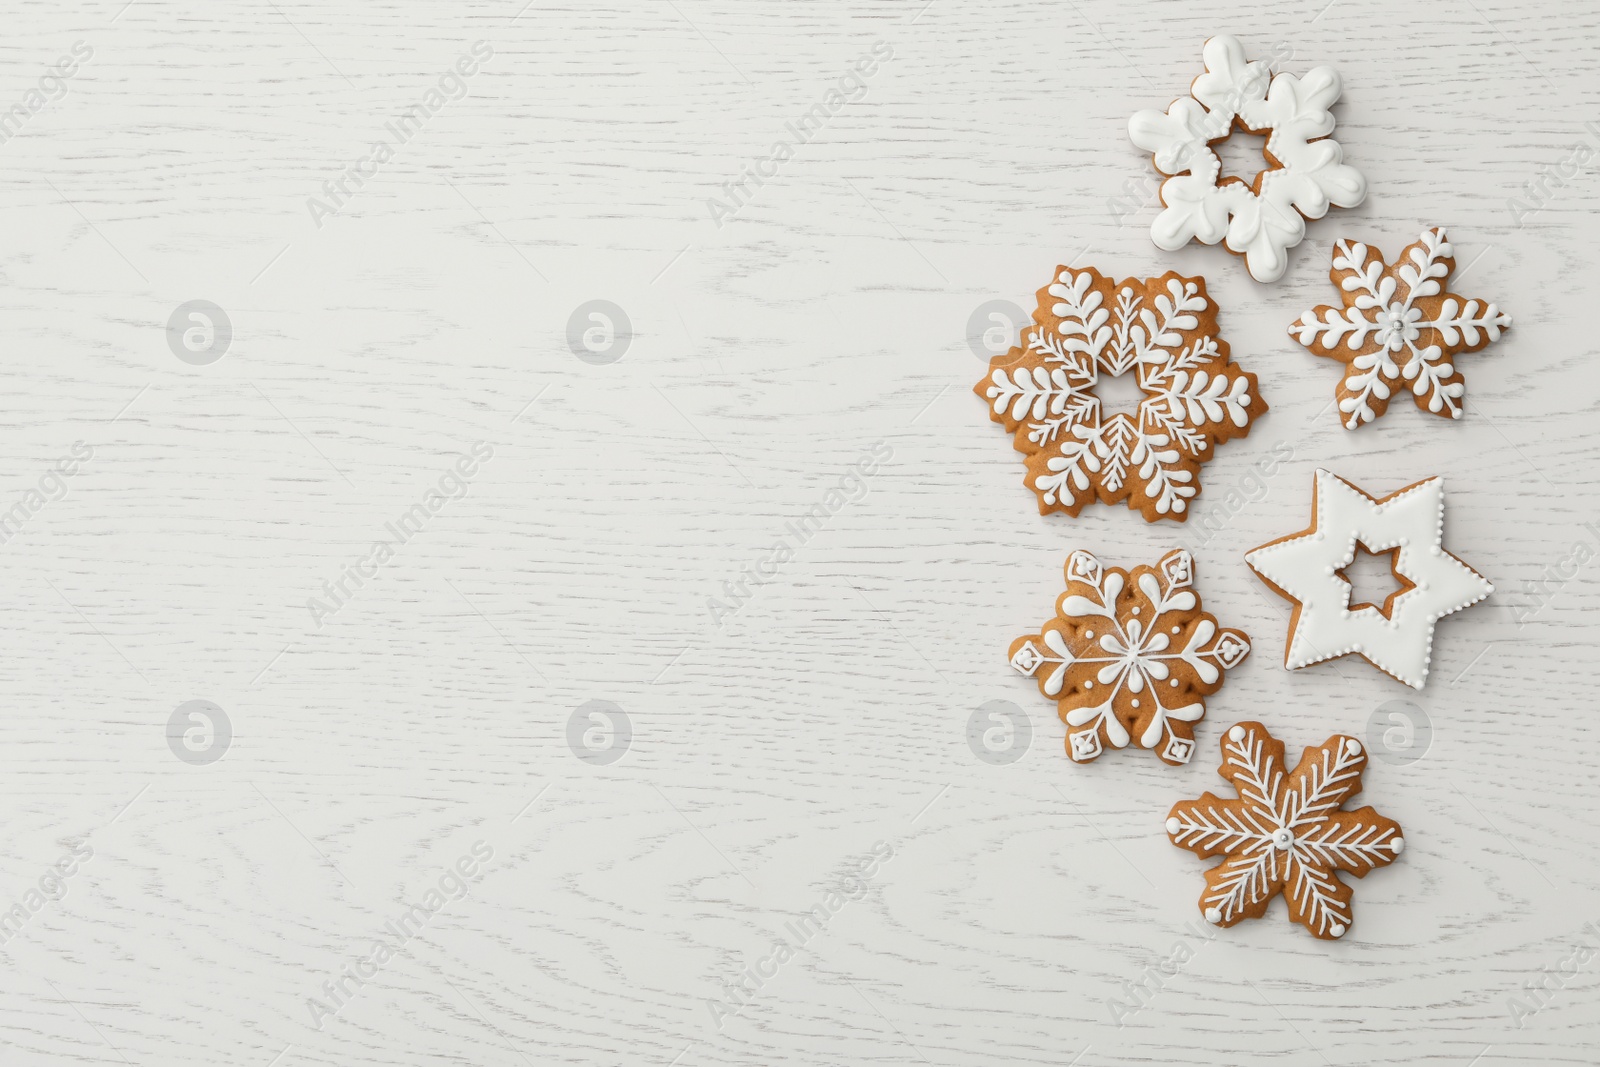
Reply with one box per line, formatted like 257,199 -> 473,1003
1289,227 -> 1512,429
1245,470 -> 1493,689
975,266 -> 1265,523
1008,549 -> 1250,766
1128,34 -> 1366,283
1166,721 -> 1404,941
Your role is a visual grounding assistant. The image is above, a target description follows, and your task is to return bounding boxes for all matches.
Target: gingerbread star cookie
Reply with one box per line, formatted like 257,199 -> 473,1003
1244,469 -> 1493,689
975,266 -> 1266,523
1009,549 -> 1250,765
1289,227 -> 1511,429
1166,721 -> 1404,940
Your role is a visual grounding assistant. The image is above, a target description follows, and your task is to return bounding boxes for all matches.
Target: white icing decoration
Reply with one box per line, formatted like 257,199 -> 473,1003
1289,228 -> 1512,428
1244,470 -> 1493,689
1040,549 -> 1247,758
1166,723 -> 1403,939
980,268 -> 1260,519
1127,34 -> 1366,283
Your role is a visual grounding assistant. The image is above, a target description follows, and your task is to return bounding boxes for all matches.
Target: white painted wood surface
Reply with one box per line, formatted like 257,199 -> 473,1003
1,1 -> 1597,1063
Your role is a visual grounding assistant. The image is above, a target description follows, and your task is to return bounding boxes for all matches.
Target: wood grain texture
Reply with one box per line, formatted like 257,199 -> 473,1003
1,0 -> 1598,1063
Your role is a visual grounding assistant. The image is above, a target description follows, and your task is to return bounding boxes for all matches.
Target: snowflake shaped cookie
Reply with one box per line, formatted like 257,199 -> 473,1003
1128,34 -> 1366,283
975,266 -> 1265,523
1009,549 -> 1250,765
1166,721 -> 1404,940
1289,227 -> 1512,429
1245,470 -> 1493,689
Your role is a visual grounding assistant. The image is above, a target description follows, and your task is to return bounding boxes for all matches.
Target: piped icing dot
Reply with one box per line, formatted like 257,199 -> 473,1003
1345,739 -> 1362,756
1330,922 -> 1347,938
1270,828 -> 1295,850
1204,907 -> 1222,924
1228,725 -> 1245,742
1166,817 -> 1181,834
1391,837 -> 1404,855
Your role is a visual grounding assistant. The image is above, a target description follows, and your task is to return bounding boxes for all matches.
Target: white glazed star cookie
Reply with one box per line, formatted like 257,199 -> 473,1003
1128,34 -> 1366,283
1244,469 -> 1492,689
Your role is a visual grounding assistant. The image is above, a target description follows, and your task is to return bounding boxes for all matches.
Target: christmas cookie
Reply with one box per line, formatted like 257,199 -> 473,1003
974,266 -> 1265,523
1289,227 -> 1512,429
1009,548 -> 1250,765
1128,34 -> 1366,283
1166,721 -> 1404,940
1244,469 -> 1493,689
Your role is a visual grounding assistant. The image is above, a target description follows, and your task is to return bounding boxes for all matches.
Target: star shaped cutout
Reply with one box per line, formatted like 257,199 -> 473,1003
1288,227 -> 1510,429
1244,469 -> 1492,688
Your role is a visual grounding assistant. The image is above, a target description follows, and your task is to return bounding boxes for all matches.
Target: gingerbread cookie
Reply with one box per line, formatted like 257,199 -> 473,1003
1009,549 -> 1250,765
1289,227 -> 1512,429
1244,469 -> 1493,689
975,267 -> 1265,523
1166,721 -> 1404,940
1128,34 -> 1366,283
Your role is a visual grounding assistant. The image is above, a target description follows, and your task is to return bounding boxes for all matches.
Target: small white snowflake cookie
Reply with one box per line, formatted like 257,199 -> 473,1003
1244,469 -> 1493,689
1008,548 -> 1251,765
974,266 -> 1266,523
1128,34 -> 1366,283
1167,720 -> 1404,940
1289,227 -> 1512,428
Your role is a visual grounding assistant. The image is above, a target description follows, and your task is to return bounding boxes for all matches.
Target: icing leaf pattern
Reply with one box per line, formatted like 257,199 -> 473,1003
975,266 -> 1266,524
1289,226 -> 1511,429
1166,721 -> 1404,940
1008,549 -> 1251,766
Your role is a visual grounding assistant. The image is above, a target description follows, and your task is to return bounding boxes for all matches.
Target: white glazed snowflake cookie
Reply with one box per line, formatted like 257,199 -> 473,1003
1244,469 -> 1493,689
1008,548 -> 1251,765
974,266 -> 1266,523
1128,34 -> 1366,283
1166,721 -> 1404,941
1289,227 -> 1512,429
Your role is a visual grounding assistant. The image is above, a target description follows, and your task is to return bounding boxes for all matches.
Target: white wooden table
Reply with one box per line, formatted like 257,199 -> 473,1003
2,1 -> 1596,1064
